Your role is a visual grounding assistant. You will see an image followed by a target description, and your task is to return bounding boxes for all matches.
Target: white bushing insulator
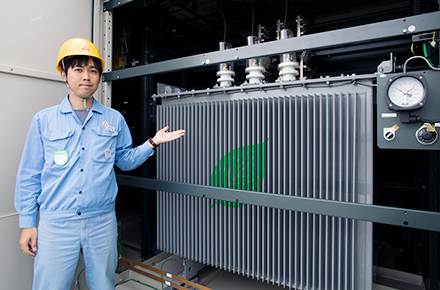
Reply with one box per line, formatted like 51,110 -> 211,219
245,63 -> 265,84
278,60 -> 299,81
216,67 -> 235,87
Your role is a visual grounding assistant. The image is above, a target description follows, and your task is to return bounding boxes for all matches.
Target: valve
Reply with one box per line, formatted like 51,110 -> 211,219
383,128 -> 396,141
415,123 -> 438,145
383,124 -> 399,141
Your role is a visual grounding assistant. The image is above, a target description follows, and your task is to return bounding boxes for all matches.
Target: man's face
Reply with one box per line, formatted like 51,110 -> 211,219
62,58 -> 100,99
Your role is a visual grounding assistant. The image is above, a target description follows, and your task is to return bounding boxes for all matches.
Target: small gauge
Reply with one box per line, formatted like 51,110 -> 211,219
386,74 -> 427,110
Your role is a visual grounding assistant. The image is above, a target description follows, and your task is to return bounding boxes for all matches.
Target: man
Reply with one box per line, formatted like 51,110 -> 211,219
14,38 -> 185,289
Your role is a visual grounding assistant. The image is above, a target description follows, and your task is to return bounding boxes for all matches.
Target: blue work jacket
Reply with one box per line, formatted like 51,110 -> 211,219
15,96 -> 154,228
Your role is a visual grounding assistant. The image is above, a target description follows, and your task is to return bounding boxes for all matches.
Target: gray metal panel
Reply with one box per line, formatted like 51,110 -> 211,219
377,70 -> 440,150
155,80 -> 374,289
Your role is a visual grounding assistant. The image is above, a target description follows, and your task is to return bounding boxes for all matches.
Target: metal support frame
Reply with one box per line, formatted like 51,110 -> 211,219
116,175 -> 440,233
140,26 -> 158,260
429,151 -> 439,290
93,0 -> 113,107
103,0 -> 134,12
103,11 -> 440,82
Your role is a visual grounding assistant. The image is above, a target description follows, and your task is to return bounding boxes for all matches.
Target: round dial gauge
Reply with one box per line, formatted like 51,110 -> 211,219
386,74 -> 427,110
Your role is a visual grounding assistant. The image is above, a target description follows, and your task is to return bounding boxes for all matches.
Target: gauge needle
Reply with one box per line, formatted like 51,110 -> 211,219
403,87 -> 414,95
402,95 -> 408,105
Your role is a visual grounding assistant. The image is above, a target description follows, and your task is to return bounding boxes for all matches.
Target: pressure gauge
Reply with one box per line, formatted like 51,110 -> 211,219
386,74 -> 427,110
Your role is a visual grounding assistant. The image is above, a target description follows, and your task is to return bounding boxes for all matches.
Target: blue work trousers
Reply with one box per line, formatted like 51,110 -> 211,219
33,211 -> 118,290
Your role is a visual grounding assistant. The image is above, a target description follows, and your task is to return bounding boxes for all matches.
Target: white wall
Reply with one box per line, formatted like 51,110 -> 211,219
0,0 -> 93,288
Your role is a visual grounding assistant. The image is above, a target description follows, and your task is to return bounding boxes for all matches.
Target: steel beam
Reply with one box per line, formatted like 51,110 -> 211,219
103,11 -> 440,82
103,0 -> 134,12
429,151 -> 439,290
116,175 -> 440,232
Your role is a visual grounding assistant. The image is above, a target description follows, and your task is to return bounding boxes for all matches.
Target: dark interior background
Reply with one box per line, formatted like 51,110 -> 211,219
110,0 -> 439,286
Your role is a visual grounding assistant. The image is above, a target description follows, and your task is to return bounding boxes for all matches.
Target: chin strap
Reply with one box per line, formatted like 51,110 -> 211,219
84,98 -> 89,112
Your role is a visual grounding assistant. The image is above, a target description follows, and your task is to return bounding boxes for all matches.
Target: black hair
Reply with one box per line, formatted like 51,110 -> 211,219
62,55 -> 103,76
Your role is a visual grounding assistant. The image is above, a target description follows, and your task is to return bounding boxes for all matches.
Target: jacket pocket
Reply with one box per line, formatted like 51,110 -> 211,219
42,130 -> 75,168
91,126 -> 119,163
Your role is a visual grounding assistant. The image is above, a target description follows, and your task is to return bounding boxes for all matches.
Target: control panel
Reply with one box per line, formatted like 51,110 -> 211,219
377,70 -> 440,150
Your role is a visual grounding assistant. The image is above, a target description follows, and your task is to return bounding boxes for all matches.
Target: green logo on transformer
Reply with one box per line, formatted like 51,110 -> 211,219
210,139 -> 267,208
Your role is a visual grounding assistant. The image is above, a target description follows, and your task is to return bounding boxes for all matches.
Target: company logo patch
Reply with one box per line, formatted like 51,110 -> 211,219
102,120 -> 115,132
105,149 -> 111,159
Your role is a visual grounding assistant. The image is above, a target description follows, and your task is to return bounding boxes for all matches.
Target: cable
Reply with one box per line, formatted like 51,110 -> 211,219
284,0 -> 288,29
160,258 -> 183,290
426,31 -> 438,59
118,236 -> 129,260
416,116 -> 440,123
423,42 -> 435,66
201,0 -> 227,42
410,31 -> 438,65
354,81 -> 378,88
403,55 -> 440,73
248,0 -> 255,36
76,269 -> 85,289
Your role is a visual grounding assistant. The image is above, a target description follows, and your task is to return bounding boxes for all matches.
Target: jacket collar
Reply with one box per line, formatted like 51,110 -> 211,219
59,95 -> 104,115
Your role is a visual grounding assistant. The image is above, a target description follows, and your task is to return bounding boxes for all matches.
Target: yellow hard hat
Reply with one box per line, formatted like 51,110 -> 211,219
56,38 -> 105,72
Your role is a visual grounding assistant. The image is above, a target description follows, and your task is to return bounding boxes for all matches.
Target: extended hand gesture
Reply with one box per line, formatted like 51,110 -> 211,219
152,126 -> 185,145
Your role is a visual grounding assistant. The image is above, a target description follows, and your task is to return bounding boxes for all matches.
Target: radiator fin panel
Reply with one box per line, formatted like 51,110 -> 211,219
157,85 -> 373,290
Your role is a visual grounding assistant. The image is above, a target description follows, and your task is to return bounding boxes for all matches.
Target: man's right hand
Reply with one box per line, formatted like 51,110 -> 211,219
19,227 -> 37,257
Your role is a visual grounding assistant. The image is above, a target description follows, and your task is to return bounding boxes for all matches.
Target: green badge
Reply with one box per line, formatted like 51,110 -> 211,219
53,150 -> 68,166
